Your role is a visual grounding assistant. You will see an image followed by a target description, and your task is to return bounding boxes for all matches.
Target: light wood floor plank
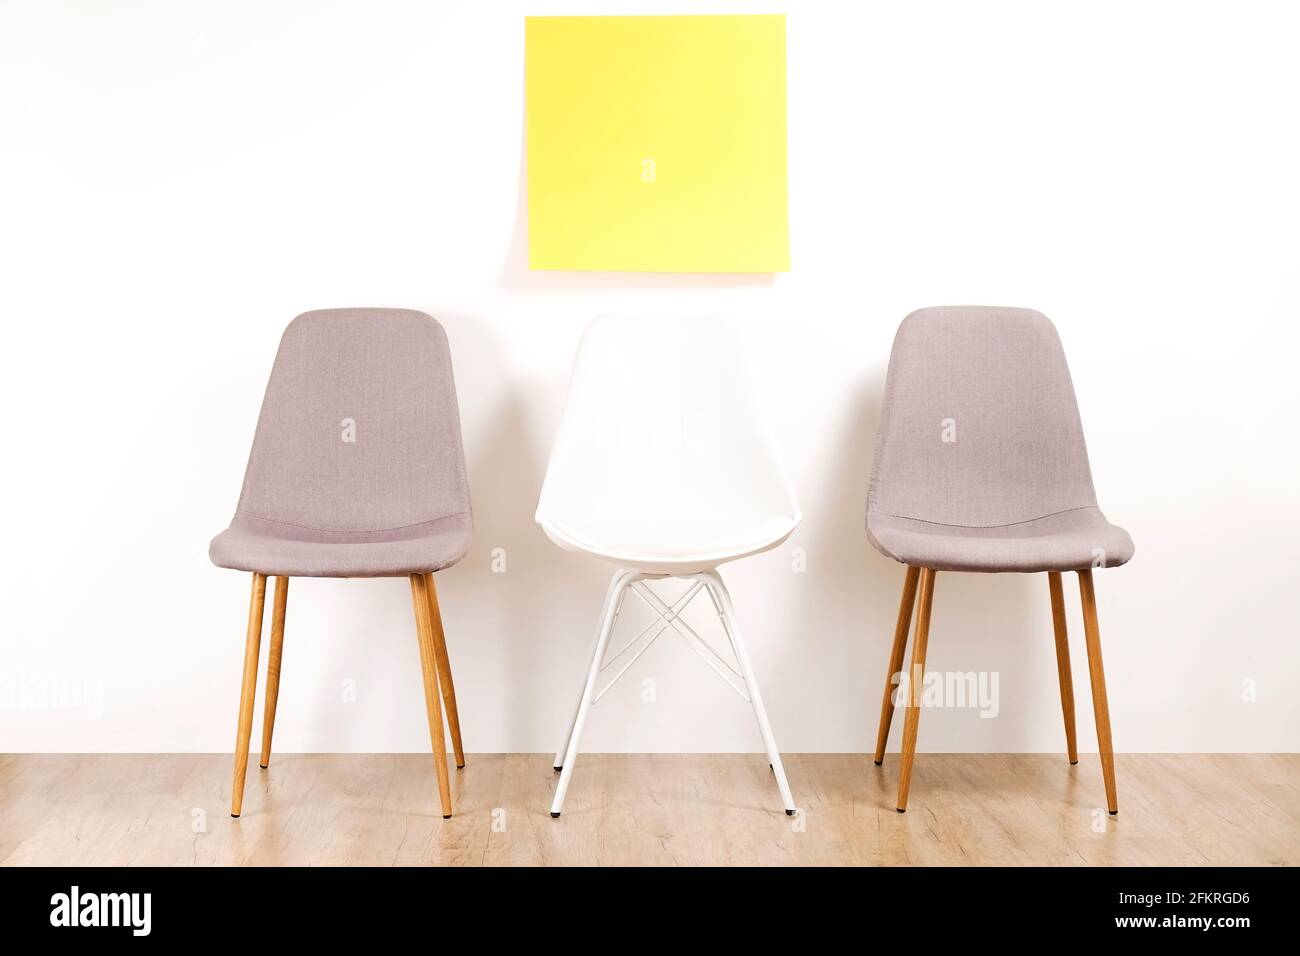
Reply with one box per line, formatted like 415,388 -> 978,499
0,754 -> 1295,867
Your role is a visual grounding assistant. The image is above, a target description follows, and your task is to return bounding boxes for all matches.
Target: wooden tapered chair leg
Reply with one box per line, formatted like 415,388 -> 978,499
424,572 -> 465,769
231,573 -> 267,817
1078,569 -> 1118,814
874,565 -> 920,764
259,576 -> 289,769
895,567 -> 936,812
410,573 -> 454,818
1047,571 -> 1079,765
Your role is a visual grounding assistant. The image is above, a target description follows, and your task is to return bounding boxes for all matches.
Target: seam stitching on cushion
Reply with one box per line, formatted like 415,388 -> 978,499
237,510 -> 470,536
871,505 -> 1099,531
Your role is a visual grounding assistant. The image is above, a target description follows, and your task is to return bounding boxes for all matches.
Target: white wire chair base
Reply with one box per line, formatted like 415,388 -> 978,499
550,568 -> 797,818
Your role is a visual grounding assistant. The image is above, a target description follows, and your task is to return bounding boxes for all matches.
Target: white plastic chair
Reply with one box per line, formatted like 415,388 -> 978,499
537,315 -> 801,817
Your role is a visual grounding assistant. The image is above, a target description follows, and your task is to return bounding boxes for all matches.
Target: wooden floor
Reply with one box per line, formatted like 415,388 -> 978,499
1,754 -> 1296,866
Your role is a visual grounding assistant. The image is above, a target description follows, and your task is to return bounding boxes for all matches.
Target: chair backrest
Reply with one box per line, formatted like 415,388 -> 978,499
536,315 -> 799,530
234,308 -> 470,535
868,306 -> 1098,527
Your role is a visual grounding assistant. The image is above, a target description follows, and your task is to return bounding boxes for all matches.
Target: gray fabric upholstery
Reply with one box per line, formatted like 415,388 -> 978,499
210,308 -> 472,577
867,306 -> 1133,572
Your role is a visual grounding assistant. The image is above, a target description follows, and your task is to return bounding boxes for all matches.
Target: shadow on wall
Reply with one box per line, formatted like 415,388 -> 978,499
284,309 -> 532,753
277,309 -> 558,755
411,309 -> 710,755
411,309 -> 557,753
767,358 -> 1054,755
496,114 -> 776,292
743,374 -> 907,753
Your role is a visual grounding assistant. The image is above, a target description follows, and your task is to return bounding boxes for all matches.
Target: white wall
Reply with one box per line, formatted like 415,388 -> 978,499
2,0 -> 1297,755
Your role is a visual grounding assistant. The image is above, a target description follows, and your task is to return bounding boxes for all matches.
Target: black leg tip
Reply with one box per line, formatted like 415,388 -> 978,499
873,760 -> 883,766
785,808 -> 796,816
230,813 -> 240,818
259,764 -> 268,769
1109,810 -> 1118,816
442,814 -> 452,820
896,808 -> 906,814
456,763 -> 465,770
1069,760 -> 1078,765
550,811 -> 561,818
553,766 -> 562,773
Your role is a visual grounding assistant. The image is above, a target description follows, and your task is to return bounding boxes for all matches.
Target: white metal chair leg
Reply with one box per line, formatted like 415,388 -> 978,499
550,570 -> 635,817
553,570 -> 634,771
703,570 -> 797,815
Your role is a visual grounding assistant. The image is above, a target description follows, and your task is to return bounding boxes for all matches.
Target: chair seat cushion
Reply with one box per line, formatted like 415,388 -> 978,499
866,506 -> 1133,573
209,512 -> 471,578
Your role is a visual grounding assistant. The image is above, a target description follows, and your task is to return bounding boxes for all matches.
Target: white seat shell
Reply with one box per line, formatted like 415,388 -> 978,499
536,315 -> 801,574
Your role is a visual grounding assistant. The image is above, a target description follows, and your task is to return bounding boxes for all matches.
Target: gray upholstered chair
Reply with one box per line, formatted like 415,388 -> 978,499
210,308 -> 471,819
867,306 -> 1133,814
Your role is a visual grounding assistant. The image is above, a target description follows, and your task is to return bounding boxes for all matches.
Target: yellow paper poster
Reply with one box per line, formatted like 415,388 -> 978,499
526,14 -> 790,273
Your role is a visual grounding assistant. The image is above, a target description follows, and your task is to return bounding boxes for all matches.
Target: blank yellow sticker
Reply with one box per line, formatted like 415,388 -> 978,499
526,14 -> 789,273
